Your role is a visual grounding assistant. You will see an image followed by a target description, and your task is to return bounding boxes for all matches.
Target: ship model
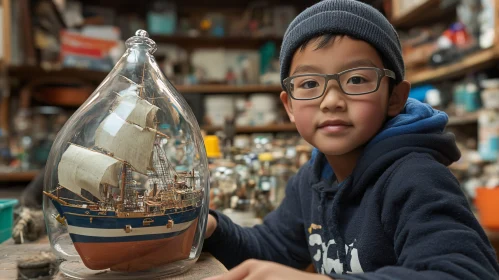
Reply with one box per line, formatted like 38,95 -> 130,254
43,78 -> 204,272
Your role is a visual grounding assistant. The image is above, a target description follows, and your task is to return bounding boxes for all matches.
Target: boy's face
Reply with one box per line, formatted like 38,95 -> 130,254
281,36 -> 409,156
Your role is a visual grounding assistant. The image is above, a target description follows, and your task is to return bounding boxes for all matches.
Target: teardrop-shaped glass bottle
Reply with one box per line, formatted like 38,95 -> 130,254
42,30 -> 209,279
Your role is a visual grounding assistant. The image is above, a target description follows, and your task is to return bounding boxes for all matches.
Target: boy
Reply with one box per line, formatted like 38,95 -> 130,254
203,1 -> 499,279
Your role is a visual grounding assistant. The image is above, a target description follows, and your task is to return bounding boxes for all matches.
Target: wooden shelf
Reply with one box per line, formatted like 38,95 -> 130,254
202,115 -> 476,134
8,65 -> 107,83
152,35 -> 282,49
449,162 -> 469,172
0,171 -> 38,182
178,84 -> 282,93
13,49 -> 497,92
391,0 -> 456,28
7,66 -> 282,94
203,123 -> 297,133
406,47 -> 499,84
448,113 -> 478,126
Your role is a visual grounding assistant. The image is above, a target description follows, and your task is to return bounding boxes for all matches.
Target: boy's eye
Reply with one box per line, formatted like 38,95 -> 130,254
299,80 -> 320,89
347,76 -> 366,84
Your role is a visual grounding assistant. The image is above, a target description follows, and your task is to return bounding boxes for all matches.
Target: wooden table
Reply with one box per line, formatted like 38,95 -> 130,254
485,229 -> 499,261
0,240 -> 227,279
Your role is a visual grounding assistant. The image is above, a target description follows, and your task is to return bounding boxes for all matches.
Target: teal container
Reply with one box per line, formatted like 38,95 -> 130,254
0,199 -> 18,243
147,12 -> 176,35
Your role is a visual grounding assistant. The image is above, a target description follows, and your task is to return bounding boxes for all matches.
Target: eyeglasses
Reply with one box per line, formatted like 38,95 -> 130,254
283,67 -> 396,100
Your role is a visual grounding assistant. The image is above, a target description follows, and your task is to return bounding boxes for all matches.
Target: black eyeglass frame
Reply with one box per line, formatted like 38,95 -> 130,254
283,67 -> 396,100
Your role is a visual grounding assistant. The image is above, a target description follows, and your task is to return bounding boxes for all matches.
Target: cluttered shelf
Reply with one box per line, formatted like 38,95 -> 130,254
152,35 -> 282,49
202,115 -> 476,134
448,113 -> 478,126
179,84 -> 282,93
0,117 -> 477,183
203,123 -> 297,134
0,118 -> 479,186
7,65 -> 282,94
0,171 -> 38,183
7,65 -> 107,83
406,47 -> 499,85
11,44 -> 499,92
390,0 -> 456,28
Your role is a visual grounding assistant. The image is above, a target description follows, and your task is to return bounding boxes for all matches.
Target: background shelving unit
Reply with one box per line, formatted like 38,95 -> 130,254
0,171 -> 38,183
202,123 -> 297,134
4,0 -> 490,137
390,0 -> 457,28
7,65 -> 283,94
406,47 -> 499,85
1,0 -> 499,263
0,0 -> 308,189
1,0 -> 497,183
153,35 -> 283,50
389,0 -> 499,138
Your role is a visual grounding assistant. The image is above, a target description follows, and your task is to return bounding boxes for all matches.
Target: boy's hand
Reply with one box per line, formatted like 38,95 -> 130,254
203,259 -> 332,280
205,214 -> 218,239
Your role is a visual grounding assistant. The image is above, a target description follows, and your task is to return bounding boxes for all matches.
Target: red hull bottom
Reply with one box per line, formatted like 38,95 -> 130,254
73,218 -> 199,272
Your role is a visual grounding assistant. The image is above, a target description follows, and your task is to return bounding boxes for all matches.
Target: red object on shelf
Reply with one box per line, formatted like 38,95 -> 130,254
442,23 -> 473,48
475,187 -> 499,230
60,30 -> 119,59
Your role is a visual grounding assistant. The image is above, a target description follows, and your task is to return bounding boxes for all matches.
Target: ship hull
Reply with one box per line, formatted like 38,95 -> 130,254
49,199 -> 202,271
74,217 -> 199,272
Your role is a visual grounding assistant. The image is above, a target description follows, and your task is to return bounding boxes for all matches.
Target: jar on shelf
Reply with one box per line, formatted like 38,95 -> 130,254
478,79 -> 499,162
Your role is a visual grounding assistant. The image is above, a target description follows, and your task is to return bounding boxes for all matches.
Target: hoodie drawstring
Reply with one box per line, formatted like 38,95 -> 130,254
321,178 -> 350,274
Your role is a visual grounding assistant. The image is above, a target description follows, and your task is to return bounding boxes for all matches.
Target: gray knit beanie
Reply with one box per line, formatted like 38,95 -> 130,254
279,0 -> 404,88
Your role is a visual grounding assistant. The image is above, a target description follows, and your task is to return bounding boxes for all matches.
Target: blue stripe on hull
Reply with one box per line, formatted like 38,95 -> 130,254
50,199 -> 201,230
69,231 -> 186,243
64,207 -> 200,229
52,200 -> 65,217
60,203 -> 198,218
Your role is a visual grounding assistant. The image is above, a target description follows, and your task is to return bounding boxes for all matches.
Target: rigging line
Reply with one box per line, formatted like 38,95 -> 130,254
70,142 -> 126,165
151,75 -> 156,106
58,185 -> 98,204
139,62 -> 146,98
154,143 -> 171,188
112,90 -> 148,102
101,110 -> 169,139
118,74 -> 142,87
59,197 -> 97,204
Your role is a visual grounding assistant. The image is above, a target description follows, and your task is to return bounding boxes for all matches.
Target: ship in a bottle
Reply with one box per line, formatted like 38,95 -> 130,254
43,82 -> 204,272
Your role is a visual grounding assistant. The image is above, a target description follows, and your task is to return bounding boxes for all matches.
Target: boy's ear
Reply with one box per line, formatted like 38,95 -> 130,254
387,80 -> 410,117
280,91 -> 295,123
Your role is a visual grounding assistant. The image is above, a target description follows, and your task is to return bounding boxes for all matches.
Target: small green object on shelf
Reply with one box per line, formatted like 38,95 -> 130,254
0,199 -> 18,243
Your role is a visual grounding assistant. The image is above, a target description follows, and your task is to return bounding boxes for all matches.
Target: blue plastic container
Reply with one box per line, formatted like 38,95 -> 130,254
0,199 -> 18,243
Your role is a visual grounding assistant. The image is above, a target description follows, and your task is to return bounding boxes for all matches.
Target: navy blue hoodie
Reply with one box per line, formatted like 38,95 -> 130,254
204,98 -> 499,279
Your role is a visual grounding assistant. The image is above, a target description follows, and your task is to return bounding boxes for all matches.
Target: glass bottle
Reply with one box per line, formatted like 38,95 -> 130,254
42,30 -> 209,279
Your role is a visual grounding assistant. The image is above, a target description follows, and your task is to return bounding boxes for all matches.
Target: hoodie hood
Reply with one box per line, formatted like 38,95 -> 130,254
311,98 -> 461,185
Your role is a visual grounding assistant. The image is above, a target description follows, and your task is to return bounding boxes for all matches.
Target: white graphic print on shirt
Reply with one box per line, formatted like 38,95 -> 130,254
308,230 -> 364,275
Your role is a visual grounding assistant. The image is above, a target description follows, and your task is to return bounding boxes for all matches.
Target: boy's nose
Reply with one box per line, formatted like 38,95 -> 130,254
319,85 -> 347,112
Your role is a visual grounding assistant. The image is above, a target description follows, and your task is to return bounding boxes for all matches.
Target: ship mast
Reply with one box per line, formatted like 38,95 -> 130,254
139,61 -> 146,99
120,58 -> 147,205
121,54 -> 143,205
120,163 -> 126,206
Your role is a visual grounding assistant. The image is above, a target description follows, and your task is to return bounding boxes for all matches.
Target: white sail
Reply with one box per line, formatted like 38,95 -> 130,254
95,113 -> 156,174
114,88 -> 159,128
58,144 -> 122,200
